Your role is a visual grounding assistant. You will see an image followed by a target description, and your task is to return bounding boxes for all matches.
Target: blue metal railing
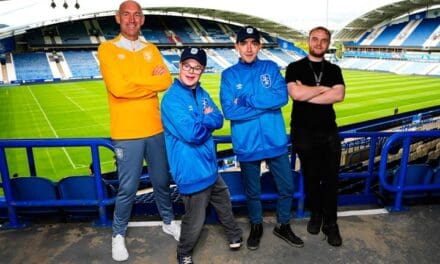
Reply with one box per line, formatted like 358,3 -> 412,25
215,132 -> 396,216
378,130 -> 440,211
0,138 -> 115,228
1,130 -> 439,229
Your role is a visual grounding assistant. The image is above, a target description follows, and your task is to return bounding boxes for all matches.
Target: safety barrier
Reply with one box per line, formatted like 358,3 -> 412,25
0,138 -> 115,229
1,130 -> 439,229
378,130 -> 440,211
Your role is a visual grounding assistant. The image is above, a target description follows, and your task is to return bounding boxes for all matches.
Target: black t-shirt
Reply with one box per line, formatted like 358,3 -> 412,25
285,57 -> 345,133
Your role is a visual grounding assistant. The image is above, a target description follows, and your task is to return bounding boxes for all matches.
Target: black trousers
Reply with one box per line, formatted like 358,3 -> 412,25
292,129 -> 341,225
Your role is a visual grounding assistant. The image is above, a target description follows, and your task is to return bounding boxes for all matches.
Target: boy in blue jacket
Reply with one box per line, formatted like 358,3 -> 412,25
161,47 -> 243,264
220,26 -> 304,250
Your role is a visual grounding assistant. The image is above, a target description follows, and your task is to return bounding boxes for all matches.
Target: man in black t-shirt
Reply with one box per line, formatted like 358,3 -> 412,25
285,26 -> 345,247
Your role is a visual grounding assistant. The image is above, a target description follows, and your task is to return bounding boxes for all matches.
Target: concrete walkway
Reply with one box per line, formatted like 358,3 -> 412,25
1,204 -> 439,264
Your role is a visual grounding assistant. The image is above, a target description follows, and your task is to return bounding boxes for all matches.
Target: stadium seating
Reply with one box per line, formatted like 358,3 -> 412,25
13,52 -> 54,82
142,16 -> 173,43
214,48 -> 238,65
57,175 -> 113,214
220,169 -> 303,203
261,170 -> 303,199
391,164 -> 433,199
63,51 -> 101,79
162,16 -> 197,44
57,21 -> 91,45
392,164 -> 433,186
26,29 -> 46,46
371,22 -> 407,46
431,166 -> 440,196
402,17 -> 440,47
220,171 -> 246,202
197,19 -> 232,43
96,17 -> 120,40
10,177 -> 59,214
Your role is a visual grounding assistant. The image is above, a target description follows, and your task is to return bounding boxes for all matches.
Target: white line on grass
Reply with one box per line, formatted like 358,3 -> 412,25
24,98 -> 59,171
28,87 -> 59,137
65,95 -> 85,112
27,87 -> 78,169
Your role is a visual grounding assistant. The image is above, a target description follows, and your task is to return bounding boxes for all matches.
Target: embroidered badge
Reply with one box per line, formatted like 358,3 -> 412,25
117,54 -> 125,60
202,98 -> 209,109
190,48 -> 199,54
260,74 -> 271,88
115,147 -> 124,160
236,83 -> 243,90
143,51 -> 152,62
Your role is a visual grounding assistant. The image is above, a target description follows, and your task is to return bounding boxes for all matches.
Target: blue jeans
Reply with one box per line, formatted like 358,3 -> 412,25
112,133 -> 174,236
240,153 -> 294,224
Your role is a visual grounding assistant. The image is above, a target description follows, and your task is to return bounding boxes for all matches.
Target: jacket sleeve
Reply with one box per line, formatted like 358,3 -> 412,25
220,70 -> 266,121
161,93 -> 213,145
201,92 -> 224,131
237,63 -> 287,110
98,42 -> 172,99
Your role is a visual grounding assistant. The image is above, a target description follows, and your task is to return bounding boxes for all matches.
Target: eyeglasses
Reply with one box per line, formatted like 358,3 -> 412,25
182,63 -> 203,75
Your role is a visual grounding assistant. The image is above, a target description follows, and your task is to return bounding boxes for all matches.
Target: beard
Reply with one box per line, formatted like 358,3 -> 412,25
309,48 -> 326,58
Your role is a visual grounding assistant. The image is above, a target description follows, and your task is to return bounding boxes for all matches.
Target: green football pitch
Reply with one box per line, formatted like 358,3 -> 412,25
0,70 -> 439,181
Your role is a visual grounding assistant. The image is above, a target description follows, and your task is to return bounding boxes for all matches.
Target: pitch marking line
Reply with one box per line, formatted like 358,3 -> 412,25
65,95 -> 85,112
27,87 -> 78,169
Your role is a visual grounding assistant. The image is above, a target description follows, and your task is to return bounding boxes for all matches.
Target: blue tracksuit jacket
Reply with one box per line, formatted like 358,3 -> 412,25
161,78 -> 224,195
220,58 -> 288,161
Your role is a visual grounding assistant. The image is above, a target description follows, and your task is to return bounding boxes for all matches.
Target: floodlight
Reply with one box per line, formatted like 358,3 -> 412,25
63,0 -> 68,9
74,1 -> 80,9
50,0 -> 56,8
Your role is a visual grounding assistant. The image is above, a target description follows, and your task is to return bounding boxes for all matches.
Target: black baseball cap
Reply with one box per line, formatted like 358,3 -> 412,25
180,47 -> 207,67
236,26 -> 261,43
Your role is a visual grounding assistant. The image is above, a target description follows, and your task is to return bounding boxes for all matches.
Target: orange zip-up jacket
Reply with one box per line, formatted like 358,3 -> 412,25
98,35 -> 172,140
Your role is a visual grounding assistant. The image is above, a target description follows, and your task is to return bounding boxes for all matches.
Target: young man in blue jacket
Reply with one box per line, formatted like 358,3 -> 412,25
161,47 -> 243,264
220,26 -> 304,250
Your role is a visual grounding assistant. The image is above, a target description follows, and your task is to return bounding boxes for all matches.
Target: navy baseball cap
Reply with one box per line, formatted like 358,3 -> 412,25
236,26 -> 261,43
180,47 -> 207,67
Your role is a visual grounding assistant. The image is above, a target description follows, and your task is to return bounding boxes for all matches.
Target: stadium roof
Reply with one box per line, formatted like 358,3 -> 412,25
334,0 -> 440,41
145,7 -> 306,41
0,0 -> 394,42
0,0 -> 438,43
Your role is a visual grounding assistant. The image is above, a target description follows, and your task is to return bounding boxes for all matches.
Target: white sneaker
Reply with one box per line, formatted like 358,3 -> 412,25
162,220 -> 181,241
112,234 -> 129,262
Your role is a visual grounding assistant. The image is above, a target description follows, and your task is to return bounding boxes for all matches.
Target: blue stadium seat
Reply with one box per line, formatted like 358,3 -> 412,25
57,175 -> 111,214
10,176 -> 59,214
431,166 -> 440,196
260,170 -> 302,200
392,164 -> 433,198
220,171 -> 246,202
221,169 -> 303,204
392,164 -> 433,186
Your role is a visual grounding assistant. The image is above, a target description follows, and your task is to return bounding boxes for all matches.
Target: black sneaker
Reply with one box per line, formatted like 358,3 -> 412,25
177,254 -> 194,264
246,223 -> 263,250
229,237 -> 243,250
307,212 -> 322,235
273,223 -> 304,248
322,223 -> 342,247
